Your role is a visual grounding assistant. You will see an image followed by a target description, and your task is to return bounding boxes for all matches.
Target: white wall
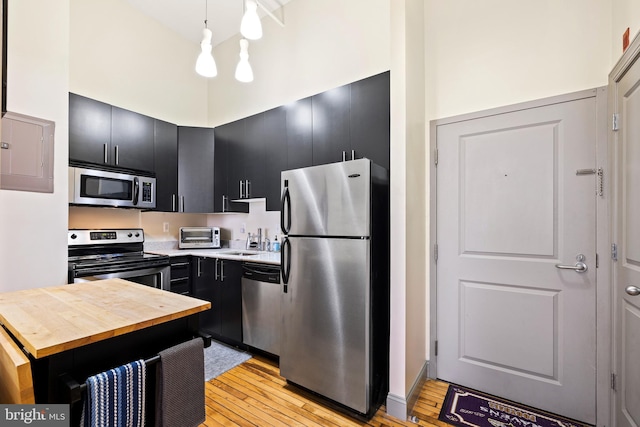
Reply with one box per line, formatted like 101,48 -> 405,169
424,0 -> 612,121
0,0 -> 69,291
207,0 -> 391,126
70,0 -> 208,126
612,0 -> 640,65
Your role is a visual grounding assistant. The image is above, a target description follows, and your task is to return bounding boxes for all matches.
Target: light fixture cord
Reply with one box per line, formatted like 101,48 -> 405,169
204,0 -> 208,28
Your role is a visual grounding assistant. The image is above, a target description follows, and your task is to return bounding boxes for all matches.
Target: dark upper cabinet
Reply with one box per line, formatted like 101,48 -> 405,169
154,119 -> 178,212
111,107 -> 154,172
69,93 -> 156,174
178,126 -> 215,213
263,107 -> 287,211
213,119 -> 248,213
213,136 -> 228,213
243,113 -> 265,199
350,71 -> 390,171
285,97 -> 313,171
69,93 -> 112,166
312,84 -> 351,165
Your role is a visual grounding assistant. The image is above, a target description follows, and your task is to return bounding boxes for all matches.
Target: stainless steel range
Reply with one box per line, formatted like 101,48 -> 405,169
67,228 -> 170,290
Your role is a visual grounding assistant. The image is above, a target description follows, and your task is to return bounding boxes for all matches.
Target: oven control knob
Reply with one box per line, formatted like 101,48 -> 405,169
70,233 -> 77,240
135,232 -> 140,237
127,233 -> 133,238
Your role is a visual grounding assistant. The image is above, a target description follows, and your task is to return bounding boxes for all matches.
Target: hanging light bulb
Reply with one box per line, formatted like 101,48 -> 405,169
240,0 -> 262,40
235,38 -> 254,83
196,27 -> 217,77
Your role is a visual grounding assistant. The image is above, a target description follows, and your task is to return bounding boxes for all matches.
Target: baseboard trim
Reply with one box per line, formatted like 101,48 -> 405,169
386,392 -> 407,420
407,361 -> 429,415
386,360 -> 429,421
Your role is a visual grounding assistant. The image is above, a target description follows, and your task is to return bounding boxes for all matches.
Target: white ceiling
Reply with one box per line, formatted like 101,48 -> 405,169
125,0 -> 291,46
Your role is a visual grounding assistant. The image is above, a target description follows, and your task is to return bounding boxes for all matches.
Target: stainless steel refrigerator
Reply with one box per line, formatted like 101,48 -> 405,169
279,158 -> 389,418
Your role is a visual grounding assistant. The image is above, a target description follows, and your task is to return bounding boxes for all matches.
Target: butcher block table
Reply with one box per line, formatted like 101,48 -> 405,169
0,279 -> 210,409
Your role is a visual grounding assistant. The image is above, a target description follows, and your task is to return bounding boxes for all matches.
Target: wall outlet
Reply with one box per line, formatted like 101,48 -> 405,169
163,222 -> 169,232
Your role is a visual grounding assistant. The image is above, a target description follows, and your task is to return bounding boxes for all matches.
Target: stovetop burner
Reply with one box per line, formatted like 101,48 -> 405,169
68,228 -> 169,269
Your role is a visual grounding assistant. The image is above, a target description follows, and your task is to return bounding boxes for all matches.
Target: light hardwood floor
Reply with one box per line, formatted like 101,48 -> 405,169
201,357 -> 451,427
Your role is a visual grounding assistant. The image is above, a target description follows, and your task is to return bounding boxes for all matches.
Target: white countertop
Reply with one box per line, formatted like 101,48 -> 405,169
147,248 -> 281,266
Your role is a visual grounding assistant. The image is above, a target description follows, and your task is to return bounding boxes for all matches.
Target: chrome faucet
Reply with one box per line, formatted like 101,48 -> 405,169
257,228 -> 262,250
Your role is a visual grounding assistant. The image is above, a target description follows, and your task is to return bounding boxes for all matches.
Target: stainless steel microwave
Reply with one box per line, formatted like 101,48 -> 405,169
69,166 -> 156,209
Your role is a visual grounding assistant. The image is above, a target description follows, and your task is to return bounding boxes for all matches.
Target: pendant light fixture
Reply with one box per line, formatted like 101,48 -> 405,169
240,0 -> 262,40
235,38 -> 254,83
195,0 -> 217,77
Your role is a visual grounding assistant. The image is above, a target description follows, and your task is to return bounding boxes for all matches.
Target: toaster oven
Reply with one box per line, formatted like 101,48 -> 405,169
179,227 -> 220,249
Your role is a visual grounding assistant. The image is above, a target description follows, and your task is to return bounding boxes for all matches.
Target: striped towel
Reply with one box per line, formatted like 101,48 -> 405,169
81,359 -> 147,427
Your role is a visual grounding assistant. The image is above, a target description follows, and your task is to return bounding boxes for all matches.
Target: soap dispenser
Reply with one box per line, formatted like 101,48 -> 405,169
272,235 -> 280,252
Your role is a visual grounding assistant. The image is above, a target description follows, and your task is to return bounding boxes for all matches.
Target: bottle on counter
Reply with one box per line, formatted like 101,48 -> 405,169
272,235 -> 280,252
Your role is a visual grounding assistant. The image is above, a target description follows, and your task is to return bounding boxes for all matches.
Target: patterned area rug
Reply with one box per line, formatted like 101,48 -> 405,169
438,384 -> 592,427
204,340 -> 251,382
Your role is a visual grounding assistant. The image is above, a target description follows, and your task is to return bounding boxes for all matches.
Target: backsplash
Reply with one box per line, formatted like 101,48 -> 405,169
69,201 -> 280,249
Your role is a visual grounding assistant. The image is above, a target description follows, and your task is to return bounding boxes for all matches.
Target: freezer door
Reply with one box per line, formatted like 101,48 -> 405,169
280,237 -> 370,414
281,159 -> 370,237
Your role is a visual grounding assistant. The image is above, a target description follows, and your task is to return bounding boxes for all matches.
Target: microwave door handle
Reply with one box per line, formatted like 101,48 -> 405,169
132,177 -> 140,206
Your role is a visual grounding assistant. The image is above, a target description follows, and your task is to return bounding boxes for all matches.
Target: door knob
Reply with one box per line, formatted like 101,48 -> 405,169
555,254 -> 588,273
626,286 -> 640,296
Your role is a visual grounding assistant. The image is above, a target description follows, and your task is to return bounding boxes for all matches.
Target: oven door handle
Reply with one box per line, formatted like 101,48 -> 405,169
132,177 -> 140,206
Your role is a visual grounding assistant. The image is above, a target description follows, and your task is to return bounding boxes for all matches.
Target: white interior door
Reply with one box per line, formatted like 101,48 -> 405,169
613,49 -> 640,427
436,95 -> 597,424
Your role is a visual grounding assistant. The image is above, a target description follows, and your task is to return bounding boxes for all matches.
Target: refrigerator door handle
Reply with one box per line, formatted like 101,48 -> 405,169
281,237 -> 291,291
281,187 -> 291,234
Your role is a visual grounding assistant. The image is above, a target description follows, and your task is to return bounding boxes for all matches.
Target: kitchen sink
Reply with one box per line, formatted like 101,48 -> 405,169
219,251 -> 260,256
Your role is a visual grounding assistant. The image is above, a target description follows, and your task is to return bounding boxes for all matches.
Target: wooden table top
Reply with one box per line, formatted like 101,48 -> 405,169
0,279 -> 210,359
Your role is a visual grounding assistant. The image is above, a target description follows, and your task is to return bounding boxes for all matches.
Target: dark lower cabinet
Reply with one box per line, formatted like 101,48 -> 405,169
168,256 -> 191,295
192,257 -> 242,343
217,260 -> 243,342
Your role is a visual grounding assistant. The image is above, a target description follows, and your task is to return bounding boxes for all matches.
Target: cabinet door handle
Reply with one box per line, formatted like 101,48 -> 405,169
246,180 -> 251,198
351,149 -> 355,160
240,180 -> 244,199
172,194 -> 177,212
342,151 -> 346,162
214,259 -> 219,281
222,195 -> 227,212
103,144 -> 108,163
197,257 -> 202,277
115,145 -> 119,165
220,260 -> 225,281
180,196 -> 185,212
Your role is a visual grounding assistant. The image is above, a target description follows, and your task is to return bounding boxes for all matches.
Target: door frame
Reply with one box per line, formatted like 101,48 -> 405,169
608,30 -> 640,427
428,87 -> 611,426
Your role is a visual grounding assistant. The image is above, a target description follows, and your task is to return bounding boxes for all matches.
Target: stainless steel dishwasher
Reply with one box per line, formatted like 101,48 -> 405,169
241,262 -> 281,356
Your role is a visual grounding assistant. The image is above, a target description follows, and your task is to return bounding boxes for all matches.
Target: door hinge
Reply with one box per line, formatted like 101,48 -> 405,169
611,373 -> 617,391
612,243 -> 618,261
613,113 -> 619,131
435,340 -> 438,356
434,243 -> 438,263
434,148 -> 439,167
